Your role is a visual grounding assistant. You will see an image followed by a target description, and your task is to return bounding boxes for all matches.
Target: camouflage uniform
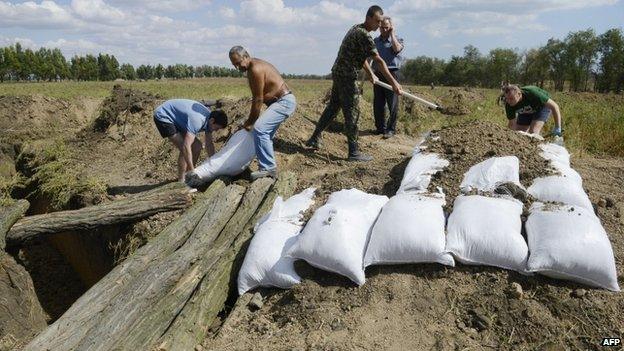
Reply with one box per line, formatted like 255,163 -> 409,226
309,24 -> 378,155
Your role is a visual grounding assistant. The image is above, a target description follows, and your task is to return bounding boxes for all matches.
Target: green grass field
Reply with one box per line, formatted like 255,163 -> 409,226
1,78 -> 622,157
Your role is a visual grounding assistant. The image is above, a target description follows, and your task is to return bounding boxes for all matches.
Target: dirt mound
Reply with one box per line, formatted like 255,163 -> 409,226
425,120 -> 553,209
206,114 -> 623,351
92,85 -> 162,133
437,88 -> 485,116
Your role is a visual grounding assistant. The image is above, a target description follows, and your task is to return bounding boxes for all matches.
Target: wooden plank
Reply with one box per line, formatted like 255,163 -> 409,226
7,183 -> 193,246
0,199 -> 29,249
23,179 -> 227,351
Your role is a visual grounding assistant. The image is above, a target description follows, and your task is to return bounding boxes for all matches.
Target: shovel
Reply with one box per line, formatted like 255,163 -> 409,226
374,80 -> 443,111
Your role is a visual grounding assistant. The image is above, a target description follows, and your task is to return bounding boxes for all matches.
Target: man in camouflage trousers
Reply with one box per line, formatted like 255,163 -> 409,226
305,5 -> 402,162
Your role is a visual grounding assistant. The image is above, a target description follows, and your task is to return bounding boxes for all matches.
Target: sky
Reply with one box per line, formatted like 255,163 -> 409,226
1,0 -> 622,75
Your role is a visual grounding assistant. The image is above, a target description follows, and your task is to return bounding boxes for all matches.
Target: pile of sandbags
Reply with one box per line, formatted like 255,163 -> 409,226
236,142 -> 619,293
525,143 -> 619,291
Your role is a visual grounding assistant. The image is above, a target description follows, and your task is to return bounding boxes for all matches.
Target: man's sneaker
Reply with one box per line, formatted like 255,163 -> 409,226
305,137 -> 321,150
347,153 -> 373,162
251,168 -> 278,181
383,131 -> 395,139
184,172 -> 204,188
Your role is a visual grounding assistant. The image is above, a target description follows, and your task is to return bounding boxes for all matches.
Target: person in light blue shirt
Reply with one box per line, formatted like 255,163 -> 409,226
153,99 -> 228,181
372,16 -> 404,139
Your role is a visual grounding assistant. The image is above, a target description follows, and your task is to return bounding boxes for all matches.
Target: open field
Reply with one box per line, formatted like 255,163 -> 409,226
2,78 -> 622,157
0,78 -> 623,350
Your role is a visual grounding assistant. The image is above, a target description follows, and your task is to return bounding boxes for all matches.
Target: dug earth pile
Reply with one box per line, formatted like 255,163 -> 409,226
205,105 -> 624,350
1,86 -> 622,349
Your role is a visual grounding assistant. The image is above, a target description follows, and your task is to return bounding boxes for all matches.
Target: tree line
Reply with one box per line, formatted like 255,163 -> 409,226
0,42 -> 246,82
400,28 -> 624,93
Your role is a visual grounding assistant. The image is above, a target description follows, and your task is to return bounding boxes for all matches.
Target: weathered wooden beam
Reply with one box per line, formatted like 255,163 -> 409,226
24,179 -> 227,351
77,183 -> 247,351
158,173 -> 297,350
0,199 -> 29,250
6,183 -> 192,246
0,251 -> 47,350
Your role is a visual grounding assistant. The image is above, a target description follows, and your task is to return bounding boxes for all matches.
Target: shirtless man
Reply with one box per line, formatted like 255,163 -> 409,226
229,46 -> 296,180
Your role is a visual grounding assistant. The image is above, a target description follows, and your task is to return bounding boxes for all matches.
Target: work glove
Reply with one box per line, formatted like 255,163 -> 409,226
551,126 -> 562,137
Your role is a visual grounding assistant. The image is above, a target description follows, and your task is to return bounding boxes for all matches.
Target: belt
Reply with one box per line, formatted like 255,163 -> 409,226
264,90 -> 292,106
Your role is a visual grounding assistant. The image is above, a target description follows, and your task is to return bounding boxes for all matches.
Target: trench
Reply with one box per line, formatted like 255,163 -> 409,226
5,152 -> 136,323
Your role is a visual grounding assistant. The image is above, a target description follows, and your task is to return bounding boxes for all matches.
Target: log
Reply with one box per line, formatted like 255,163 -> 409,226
24,179 -> 227,351
24,175 -> 296,351
6,183 -> 192,246
0,199 -> 29,250
76,183 -> 248,351
0,252 -> 47,350
158,173 -> 297,350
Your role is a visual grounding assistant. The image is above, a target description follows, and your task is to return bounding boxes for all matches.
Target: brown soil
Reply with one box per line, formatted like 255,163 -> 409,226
2,86 -> 623,350
203,90 -> 623,351
425,120 -> 554,210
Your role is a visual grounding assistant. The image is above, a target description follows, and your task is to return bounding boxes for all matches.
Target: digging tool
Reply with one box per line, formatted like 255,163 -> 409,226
374,80 -> 443,111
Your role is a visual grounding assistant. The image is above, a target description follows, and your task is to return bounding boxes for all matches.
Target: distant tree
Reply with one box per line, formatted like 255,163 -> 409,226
521,47 -> 550,87
97,53 -> 120,81
462,45 -> 486,86
136,64 -> 154,80
596,28 -> 624,93
120,63 -> 136,80
564,29 -> 598,91
486,48 -> 520,88
400,56 -> 445,85
154,64 -> 164,79
544,38 -> 568,91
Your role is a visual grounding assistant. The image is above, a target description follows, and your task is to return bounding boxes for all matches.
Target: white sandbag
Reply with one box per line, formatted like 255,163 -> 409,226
286,189 -> 388,286
397,153 -> 449,194
237,188 -> 316,295
460,156 -> 521,193
538,143 -> 582,185
528,176 -> 592,210
192,130 -> 255,181
446,195 -> 528,273
526,203 -> 620,291
539,143 -> 570,167
363,193 -> 454,267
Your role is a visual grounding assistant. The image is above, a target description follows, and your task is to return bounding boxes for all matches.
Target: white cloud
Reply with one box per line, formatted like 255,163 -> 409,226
219,6 -> 236,19
239,0 -> 360,26
0,0 -> 77,28
108,0 -> 212,13
389,0 -> 614,38
0,35 -> 38,48
70,0 -> 125,24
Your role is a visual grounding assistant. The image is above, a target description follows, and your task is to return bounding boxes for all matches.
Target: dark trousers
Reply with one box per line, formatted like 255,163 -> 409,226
373,70 -> 399,133
312,76 -> 360,149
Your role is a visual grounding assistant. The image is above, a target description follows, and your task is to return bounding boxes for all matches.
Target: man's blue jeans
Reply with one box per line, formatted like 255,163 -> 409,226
253,93 -> 296,171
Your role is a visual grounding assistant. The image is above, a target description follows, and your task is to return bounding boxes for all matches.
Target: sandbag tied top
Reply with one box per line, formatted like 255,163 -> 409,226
539,143 -> 571,168
445,195 -> 529,274
538,143 -> 582,185
191,130 -> 256,182
286,189 -> 389,286
459,156 -> 521,193
238,188 -> 317,295
364,193 -> 454,268
397,152 -> 449,194
526,202 -> 620,292
528,176 -> 592,210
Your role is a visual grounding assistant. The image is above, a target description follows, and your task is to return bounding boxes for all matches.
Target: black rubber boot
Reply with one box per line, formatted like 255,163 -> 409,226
305,133 -> 322,150
347,142 -> 373,162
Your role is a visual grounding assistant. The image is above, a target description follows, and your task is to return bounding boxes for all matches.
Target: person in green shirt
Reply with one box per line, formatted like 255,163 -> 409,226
502,84 -> 563,136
